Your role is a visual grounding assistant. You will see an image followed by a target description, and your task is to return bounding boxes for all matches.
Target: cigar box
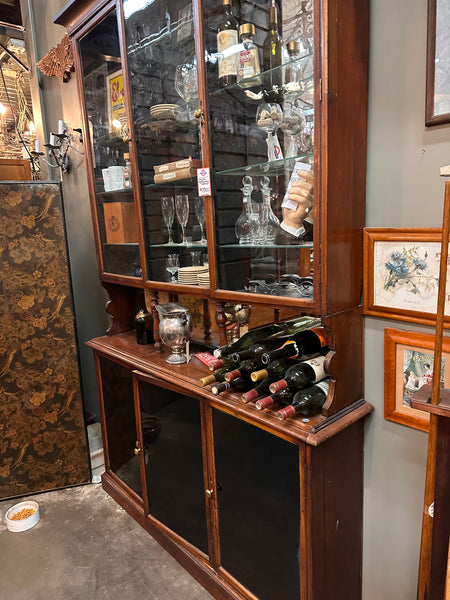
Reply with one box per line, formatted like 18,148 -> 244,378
154,157 -> 202,175
153,167 -> 198,185
103,202 -> 139,244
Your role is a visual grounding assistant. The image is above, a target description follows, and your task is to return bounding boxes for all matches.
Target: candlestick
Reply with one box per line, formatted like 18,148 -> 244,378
35,139 -> 40,153
58,120 -> 64,135
50,133 -> 56,146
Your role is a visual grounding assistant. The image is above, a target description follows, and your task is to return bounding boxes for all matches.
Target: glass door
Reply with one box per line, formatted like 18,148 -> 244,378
78,9 -> 141,278
122,0 -> 208,289
203,0 -> 315,301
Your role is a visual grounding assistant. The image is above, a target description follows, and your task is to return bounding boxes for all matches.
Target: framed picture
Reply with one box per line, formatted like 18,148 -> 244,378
106,69 -> 126,133
425,0 -> 450,126
384,328 -> 450,431
363,228 -> 450,327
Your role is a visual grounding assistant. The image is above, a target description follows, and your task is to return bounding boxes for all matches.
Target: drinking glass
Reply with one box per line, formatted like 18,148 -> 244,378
194,197 -> 206,244
175,194 -> 190,245
161,196 -> 175,244
165,254 -> 180,282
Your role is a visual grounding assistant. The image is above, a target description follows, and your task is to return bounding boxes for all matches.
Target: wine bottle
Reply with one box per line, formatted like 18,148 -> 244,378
260,327 -> 329,365
240,376 -> 276,403
208,356 -> 239,372
269,355 -> 327,393
213,315 -> 320,358
217,0 -> 239,88
199,367 -> 228,387
231,335 -> 291,363
211,377 -> 255,395
225,359 -> 261,382
276,380 -> 330,420
263,0 -> 283,101
250,358 -> 291,382
255,387 -> 294,410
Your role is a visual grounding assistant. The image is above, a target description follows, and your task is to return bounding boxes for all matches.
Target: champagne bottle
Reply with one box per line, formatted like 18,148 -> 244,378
225,359 -> 261,382
240,376 -> 276,403
213,315 -> 320,358
211,376 -> 255,395
269,355 -> 327,393
231,336 -> 291,363
199,367 -> 229,386
255,387 -> 294,410
263,0 -> 283,101
260,327 -> 329,365
250,358 -> 291,382
217,0 -> 239,88
276,380 -> 330,420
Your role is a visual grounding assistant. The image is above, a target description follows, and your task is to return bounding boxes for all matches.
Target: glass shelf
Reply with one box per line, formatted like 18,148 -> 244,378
144,176 -> 198,189
216,154 -> 313,177
97,187 -> 133,199
221,242 -> 313,249
209,56 -> 313,100
149,242 -> 208,249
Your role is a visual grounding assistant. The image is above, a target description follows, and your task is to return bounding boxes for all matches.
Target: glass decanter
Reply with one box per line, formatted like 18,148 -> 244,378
259,176 -> 280,244
235,176 -> 260,245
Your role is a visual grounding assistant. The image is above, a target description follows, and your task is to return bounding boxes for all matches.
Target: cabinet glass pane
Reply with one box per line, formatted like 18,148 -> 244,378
204,0 -> 314,298
98,357 -> 142,499
137,379 -> 208,555
123,2 -> 208,287
213,409 -> 300,600
78,10 -> 140,278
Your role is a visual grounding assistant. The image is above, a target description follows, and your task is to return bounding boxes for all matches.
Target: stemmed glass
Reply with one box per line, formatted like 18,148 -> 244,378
165,254 -> 180,282
256,103 -> 284,162
194,197 -> 206,244
161,196 -> 175,244
175,194 -> 190,245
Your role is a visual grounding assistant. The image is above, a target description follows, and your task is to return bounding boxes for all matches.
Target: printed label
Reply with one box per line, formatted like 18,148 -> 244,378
217,30 -> 238,78
194,351 -> 216,367
315,379 -> 330,395
303,355 -> 327,382
197,167 -> 211,196
282,161 -> 312,210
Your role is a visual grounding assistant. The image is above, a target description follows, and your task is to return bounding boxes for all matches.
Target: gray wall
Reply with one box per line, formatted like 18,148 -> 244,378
21,0 -> 109,417
363,0 -> 450,597
21,0 -> 450,596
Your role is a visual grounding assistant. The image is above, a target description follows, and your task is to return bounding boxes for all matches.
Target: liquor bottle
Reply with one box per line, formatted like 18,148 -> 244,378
240,376 -> 276,403
123,153 -> 132,188
237,23 -> 261,85
255,387 -> 294,410
235,176 -> 260,245
260,327 -> 329,365
263,0 -> 283,101
250,358 -> 291,382
217,0 -> 239,88
276,379 -> 330,420
199,367 -> 229,387
213,315 -> 321,358
211,377 -> 255,395
225,359 -> 261,382
269,355 -> 327,393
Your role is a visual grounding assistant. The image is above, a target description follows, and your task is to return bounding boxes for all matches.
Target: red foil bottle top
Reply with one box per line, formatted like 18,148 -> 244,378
208,358 -> 224,371
255,396 -> 275,410
241,389 -> 258,403
269,379 -> 287,393
224,369 -> 241,381
276,405 -> 296,420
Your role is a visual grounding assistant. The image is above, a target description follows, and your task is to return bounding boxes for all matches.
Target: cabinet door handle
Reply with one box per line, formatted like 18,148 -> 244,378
134,442 -> 141,455
205,489 -> 214,498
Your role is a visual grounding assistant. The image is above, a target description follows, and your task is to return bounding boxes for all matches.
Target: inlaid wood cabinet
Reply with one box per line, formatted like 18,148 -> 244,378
55,0 -> 371,596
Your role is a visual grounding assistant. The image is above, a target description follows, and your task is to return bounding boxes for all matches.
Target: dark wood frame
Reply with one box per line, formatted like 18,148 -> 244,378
363,228 -> 449,327
382,328 -> 450,432
425,0 -> 450,126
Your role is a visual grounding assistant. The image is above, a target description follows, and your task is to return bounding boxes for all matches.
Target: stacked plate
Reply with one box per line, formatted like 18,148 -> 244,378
150,104 -> 181,121
178,265 -> 208,285
197,272 -> 210,287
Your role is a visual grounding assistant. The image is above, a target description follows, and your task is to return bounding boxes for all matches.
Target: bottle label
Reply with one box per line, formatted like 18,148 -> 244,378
217,30 -> 238,78
303,355 -> 327,382
315,379 -> 330,396
310,327 -> 330,348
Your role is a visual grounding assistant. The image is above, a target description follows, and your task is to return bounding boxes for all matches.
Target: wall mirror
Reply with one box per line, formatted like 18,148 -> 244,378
426,0 -> 450,125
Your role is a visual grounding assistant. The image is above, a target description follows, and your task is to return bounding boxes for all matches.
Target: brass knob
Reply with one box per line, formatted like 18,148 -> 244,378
205,489 -> 214,498
134,442 -> 141,455
194,108 -> 203,119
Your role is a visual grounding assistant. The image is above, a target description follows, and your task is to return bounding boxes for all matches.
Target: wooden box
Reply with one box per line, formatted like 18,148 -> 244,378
103,202 -> 139,244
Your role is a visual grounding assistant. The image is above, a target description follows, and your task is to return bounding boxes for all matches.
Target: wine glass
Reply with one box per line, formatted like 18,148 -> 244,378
175,194 -> 190,245
256,103 -> 284,162
194,197 -> 206,244
165,254 -> 180,282
161,196 -> 175,244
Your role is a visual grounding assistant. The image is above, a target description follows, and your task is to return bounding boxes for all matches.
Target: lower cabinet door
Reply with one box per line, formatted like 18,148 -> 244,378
212,408 -> 301,600
135,373 -> 209,556
97,356 -> 143,499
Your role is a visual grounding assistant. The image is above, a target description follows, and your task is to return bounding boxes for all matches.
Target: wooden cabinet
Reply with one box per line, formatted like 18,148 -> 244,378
55,0 -> 371,597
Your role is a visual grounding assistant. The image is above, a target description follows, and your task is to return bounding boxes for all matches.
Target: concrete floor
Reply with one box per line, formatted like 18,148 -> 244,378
0,484 -> 215,600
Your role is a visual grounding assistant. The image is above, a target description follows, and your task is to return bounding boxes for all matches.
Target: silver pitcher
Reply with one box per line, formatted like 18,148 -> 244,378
156,302 -> 193,364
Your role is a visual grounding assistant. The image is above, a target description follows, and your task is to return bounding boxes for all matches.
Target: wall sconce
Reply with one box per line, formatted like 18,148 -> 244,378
31,120 -> 83,175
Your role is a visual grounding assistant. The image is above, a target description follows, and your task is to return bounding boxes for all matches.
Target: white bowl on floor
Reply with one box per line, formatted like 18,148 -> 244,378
5,501 -> 40,532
